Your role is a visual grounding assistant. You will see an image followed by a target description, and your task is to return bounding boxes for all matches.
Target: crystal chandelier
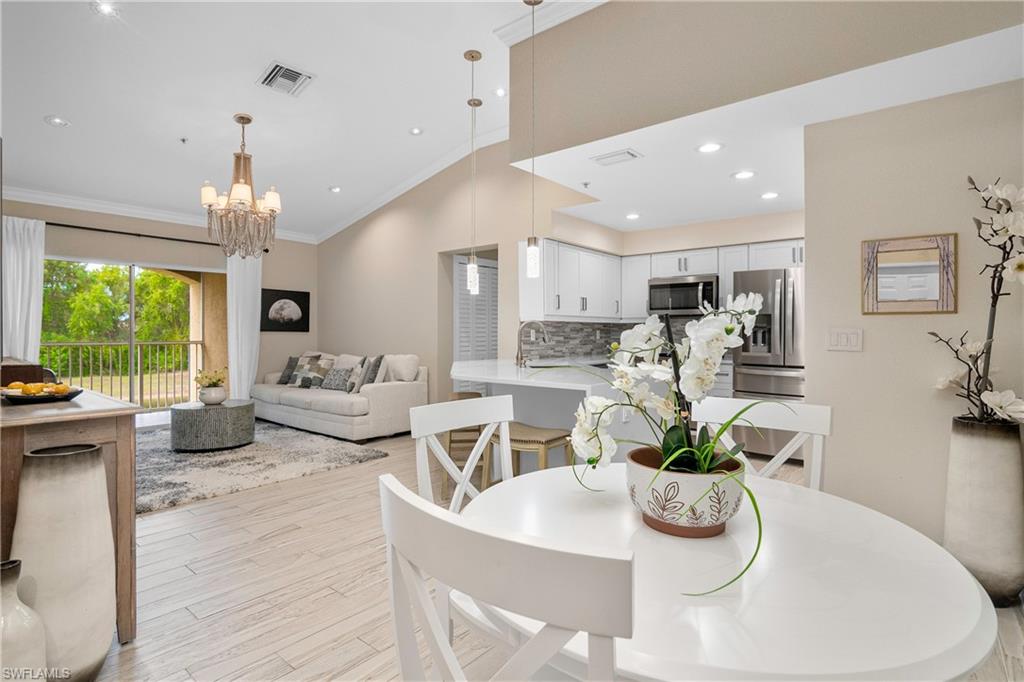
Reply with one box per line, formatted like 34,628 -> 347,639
200,113 -> 281,258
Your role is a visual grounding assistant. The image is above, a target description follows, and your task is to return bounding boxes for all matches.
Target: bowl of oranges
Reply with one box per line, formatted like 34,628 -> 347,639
2,381 -> 83,404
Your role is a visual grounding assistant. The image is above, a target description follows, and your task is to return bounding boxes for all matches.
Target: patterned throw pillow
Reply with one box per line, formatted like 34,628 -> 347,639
277,356 -> 299,385
288,354 -> 334,388
360,355 -> 385,389
346,357 -> 368,393
322,367 -> 352,392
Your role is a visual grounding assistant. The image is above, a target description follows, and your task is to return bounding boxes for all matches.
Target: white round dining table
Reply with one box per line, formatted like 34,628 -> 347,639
458,464 -> 996,681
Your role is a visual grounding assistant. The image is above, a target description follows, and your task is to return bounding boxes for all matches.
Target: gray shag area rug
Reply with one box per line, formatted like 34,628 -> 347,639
135,420 -> 388,514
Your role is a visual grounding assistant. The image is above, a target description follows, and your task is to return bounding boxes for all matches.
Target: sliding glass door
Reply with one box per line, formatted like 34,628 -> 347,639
39,259 -> 206,409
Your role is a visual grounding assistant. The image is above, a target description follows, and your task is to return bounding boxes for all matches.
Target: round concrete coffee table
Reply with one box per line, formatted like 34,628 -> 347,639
170,400 -> 255,452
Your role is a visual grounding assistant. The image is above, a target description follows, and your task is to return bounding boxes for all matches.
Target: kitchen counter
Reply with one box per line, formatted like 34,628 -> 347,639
451,359 -> 611,393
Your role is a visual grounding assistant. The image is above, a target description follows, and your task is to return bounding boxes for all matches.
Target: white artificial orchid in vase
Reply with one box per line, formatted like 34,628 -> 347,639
566,295 -> 768,594
931,177 -> 1024,425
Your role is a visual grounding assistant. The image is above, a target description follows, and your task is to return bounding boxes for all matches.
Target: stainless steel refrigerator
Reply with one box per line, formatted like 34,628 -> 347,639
732,267 -> 805,455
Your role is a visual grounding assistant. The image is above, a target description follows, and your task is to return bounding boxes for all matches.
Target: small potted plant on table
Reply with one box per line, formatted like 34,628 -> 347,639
195,367 -> 228,405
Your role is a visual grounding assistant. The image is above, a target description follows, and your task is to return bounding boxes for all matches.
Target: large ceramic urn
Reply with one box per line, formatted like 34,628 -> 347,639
1,559 -> 47,672
943,417 -> 1024,605
11,444 -> 116,682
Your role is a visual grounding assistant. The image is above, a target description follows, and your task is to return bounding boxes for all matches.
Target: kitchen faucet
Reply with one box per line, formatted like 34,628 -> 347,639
515,320 -> 550,367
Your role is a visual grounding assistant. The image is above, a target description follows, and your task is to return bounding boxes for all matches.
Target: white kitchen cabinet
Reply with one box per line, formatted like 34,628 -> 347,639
717,244 -> 749,306
578,250 -> 621,317
621,254 -> 651,320
749,239 -> 805,270
650,248 -> 719,278
542,240 -> 560,315
557,243 -> 583,316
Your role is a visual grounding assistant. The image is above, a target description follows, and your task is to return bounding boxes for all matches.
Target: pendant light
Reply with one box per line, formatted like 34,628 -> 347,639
524,0 -> 543,278
465,49 -> 483,295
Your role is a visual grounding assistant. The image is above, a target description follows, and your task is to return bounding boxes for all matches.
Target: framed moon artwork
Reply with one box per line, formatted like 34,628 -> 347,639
260,289 -> 311,332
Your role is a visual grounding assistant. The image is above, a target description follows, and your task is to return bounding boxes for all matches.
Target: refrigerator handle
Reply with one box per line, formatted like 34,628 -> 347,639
772,278 -> 782,354
785,275 -> 795,354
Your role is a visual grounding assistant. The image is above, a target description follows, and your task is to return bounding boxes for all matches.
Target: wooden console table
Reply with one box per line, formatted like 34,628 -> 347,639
1,391 -> 140,643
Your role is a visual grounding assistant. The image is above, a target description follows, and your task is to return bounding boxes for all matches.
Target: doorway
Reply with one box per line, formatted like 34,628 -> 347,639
452,253 -> 498,394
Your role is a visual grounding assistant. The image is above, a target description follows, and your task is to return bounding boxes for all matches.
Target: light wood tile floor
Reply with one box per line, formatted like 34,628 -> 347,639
102,434 -> 1023,681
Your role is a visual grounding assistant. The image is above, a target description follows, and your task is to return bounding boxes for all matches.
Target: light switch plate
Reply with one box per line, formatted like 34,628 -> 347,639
827,327 -> 863,352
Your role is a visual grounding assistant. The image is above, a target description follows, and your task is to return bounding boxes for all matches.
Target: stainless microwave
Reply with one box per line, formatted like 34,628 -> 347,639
648,275 -> 718,315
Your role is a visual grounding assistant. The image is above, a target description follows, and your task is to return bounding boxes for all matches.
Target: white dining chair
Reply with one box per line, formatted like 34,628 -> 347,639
410,395 -> 515,514
379,474 -> 634,681
691,396 -> 832,490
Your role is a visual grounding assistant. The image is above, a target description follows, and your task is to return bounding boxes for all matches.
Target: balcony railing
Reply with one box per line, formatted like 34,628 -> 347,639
40,341 -> 204,410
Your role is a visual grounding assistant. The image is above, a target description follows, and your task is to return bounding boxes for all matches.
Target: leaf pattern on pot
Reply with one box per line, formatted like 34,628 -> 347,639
686,505 -> 706,526
647,481 -> 686,522
629,484 -> 639,511
708,481 -> 728,524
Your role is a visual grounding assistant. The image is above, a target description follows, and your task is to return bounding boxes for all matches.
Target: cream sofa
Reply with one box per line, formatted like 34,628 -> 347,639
251,353 -> 428,442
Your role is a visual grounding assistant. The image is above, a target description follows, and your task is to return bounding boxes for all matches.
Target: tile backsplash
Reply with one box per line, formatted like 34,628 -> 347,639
518,321 -> 630,360
517,317 -> 700,361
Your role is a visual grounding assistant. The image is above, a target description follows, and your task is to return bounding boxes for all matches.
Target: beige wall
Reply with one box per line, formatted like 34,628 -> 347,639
805,80 -> 1024,541
510,1 -> 1023,161
316,141 -> 596,402
2,200 -> 318,384
621,211 -> 804,255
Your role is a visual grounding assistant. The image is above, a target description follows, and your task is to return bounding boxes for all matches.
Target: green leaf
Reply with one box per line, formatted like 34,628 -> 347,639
661,425 -> 687,464
696,425 -> 710,450
683,478 -> 763,597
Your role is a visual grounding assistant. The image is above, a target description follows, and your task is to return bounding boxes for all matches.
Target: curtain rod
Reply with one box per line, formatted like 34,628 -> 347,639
45,221 -> 220,248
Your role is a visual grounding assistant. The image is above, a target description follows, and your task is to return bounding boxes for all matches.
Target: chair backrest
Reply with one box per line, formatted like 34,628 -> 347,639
691,396 -> 832,490
410,395 -> 514,512
379,474 -> 633,681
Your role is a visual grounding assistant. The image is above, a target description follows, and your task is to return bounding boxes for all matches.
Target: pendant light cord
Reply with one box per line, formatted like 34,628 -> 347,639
470,58 -> 477,259
530,2 -> 536,239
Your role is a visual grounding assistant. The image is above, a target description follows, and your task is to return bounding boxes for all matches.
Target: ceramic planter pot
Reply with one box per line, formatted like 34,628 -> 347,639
199,386 -> 227,405
1,559 -> 47,672
626,447 -> 745,538
944,416 -> 1024,606
11,444 -> 115,682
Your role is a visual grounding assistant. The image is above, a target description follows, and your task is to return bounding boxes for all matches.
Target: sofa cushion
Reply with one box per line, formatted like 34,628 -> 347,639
333,354 -> 364,369
360,355 -> 385,388
308,391 -> 370,417
288,354 -> 334,388
385,354 -> 420,382
279,388 -> 314,410
252,383 -> 291,405
321,367 -> 352,391
277,356 -> 300,385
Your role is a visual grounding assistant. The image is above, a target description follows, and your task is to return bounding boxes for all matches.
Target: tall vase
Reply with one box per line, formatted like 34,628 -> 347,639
943,417 -> 1024,606
1,559 -> 47,673
11,444 -> 115,682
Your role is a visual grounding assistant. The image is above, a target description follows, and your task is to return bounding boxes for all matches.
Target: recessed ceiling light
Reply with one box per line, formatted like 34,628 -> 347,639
732,170 -> 756,180
328,186 -> 341,193
409,127 -> 423,136
495,87 -> 507,98
697,142 -> 722,153
761,191 -> 779,200
43,115 -> 71,128
92,2 -> 118,17
626,213 -> 640,221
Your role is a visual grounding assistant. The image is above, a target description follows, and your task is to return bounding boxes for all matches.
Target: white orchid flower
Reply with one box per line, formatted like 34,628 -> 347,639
959,339 -> 988,357
983,183 -> 1024,211
616,315 -> 664,364
935,369 -> 966,390
646,393 -> 678,422
637,360 -> 675,383
571,395 -> 619,466
1004,254 -> 1024,284
981,389 -> 1024,423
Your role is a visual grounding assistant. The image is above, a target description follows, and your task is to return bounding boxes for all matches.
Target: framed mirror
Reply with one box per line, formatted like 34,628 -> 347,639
862,234 -> 957,314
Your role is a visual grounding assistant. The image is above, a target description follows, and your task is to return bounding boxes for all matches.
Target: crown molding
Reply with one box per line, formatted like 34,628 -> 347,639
315,125 -> 510,244
2,186 -> 318,245
493,0 -> 606,46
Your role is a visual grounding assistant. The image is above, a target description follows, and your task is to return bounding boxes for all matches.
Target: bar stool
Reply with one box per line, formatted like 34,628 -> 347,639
487,422 -> 573,480
439,391 -> 490,497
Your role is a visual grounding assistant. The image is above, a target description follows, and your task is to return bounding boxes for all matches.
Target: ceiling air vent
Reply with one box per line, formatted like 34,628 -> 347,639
590,148 -> 644,166
257,62 -> 315,97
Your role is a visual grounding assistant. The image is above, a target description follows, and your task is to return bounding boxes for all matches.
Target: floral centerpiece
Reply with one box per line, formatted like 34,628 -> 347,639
932,177 -> 1024,605
195,367 -> 228,405
569,295 -> 766,593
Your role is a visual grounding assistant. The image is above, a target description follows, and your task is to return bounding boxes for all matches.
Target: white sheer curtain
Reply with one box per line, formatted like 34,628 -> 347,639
226,254 -> 262,399
2,217 -> 46,362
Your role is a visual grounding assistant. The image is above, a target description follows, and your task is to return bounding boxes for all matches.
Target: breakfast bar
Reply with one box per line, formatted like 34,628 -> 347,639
0,390 -> 141,643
